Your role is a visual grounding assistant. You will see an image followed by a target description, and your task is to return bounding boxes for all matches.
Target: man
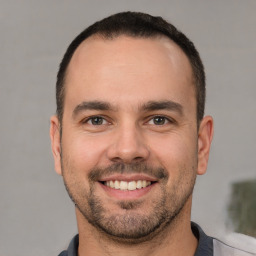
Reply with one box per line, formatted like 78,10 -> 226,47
50,12 -> 255,256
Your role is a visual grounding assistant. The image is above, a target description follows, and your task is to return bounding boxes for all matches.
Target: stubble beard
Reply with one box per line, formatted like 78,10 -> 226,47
62,160 -> 197,243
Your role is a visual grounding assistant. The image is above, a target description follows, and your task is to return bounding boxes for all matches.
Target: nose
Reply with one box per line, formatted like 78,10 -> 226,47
106,123 -> 150,163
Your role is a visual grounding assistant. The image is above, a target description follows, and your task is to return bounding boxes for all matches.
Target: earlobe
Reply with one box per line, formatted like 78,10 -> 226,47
50,115 -> 62,175
197,116 -> 214,175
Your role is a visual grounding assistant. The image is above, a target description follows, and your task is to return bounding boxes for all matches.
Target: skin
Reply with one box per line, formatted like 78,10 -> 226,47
50,35 -> 213,256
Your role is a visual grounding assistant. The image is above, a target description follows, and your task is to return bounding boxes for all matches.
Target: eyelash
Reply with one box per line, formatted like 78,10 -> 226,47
82,115 -> 175,126
147,115 -> 174,125
82,116 -> 109,125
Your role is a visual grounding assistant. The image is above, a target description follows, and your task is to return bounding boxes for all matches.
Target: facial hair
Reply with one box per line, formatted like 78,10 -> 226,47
62,161 -> 196,243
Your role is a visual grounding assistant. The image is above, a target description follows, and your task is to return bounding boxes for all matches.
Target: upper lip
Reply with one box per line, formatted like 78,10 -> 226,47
98,174 -> 158,182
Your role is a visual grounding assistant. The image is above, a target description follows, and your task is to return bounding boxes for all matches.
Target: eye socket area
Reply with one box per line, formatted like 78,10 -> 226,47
79,114 -> 176,132
147,115 -> 174,126
83,116 -> 109,126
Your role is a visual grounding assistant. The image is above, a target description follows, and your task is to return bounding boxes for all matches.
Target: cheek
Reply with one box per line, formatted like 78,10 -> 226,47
148,132 -> 198,173
149,135 -> 198,198
61,131 -> 110,171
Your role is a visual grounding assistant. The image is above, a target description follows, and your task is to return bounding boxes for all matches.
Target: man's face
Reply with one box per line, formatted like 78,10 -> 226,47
51,35 -> 212,241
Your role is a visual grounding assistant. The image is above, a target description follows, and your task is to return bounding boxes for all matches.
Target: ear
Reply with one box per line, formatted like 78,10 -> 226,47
197,116 -> 214,175
50,115 -> 62,175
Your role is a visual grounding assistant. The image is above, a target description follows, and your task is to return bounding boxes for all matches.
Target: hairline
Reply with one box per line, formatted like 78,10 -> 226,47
59,33 -> 200,126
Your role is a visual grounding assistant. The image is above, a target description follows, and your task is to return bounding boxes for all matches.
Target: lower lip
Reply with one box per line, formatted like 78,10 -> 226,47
98,182 -> 157,200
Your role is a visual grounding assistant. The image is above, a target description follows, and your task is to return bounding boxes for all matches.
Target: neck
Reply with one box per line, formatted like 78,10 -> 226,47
75,199 -> 198,256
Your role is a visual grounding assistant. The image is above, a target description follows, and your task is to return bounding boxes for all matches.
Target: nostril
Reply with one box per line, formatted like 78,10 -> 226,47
111,157 -> 123,163
106,136 -> 150,163
133,157 -> 145,162
110,156 -> 144,163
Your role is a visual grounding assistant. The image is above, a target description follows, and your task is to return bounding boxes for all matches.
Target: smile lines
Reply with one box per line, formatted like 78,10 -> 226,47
104,180 -> 152,191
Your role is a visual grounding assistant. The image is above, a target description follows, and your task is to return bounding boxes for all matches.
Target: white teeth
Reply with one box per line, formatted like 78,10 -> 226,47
120,181 -> 128,190
114,180 -> 120,189
104,180 -> 152,190
110,180 -> 115,188
136,180 -> 142,189
128,181 -> 137,190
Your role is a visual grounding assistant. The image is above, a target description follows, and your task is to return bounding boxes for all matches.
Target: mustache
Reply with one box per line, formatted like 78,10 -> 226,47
88,162 -> 169,181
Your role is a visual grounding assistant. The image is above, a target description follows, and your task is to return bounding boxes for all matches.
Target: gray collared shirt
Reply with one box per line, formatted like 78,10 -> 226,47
58,222 -> 256,256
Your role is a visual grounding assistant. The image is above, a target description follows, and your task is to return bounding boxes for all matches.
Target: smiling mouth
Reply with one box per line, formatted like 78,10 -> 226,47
102,180 -> 155,191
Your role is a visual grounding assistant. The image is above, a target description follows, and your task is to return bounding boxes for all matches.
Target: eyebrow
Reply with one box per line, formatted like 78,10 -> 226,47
72,101 -> 116,118
141,100 -> 183,115
72,100 -> 183,118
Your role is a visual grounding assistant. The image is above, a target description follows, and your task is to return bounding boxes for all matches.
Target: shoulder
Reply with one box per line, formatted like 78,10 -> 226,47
213,234 -> 256,256
58,251 -> 68,256
58,234 -> 79,256
191,222 -> 256,256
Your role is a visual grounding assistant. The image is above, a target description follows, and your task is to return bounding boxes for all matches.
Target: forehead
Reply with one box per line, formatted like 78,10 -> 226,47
67,35 -> 192,82
64,35 -> 195,113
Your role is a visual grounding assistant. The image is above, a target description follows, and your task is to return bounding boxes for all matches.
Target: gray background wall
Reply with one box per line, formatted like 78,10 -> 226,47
0,0 -> 255,255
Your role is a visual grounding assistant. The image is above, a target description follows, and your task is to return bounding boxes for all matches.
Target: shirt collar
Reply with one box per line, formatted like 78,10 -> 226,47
66,234 -> 79,256
64,222 -> 213,256
192,222 -> 213,256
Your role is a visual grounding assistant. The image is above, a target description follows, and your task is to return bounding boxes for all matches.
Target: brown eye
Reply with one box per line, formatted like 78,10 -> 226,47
87,116 -> 106,125
152,116 -> 167,125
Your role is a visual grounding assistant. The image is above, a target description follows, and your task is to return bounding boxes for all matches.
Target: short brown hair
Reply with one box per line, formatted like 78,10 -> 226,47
56,11 -> 205,124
